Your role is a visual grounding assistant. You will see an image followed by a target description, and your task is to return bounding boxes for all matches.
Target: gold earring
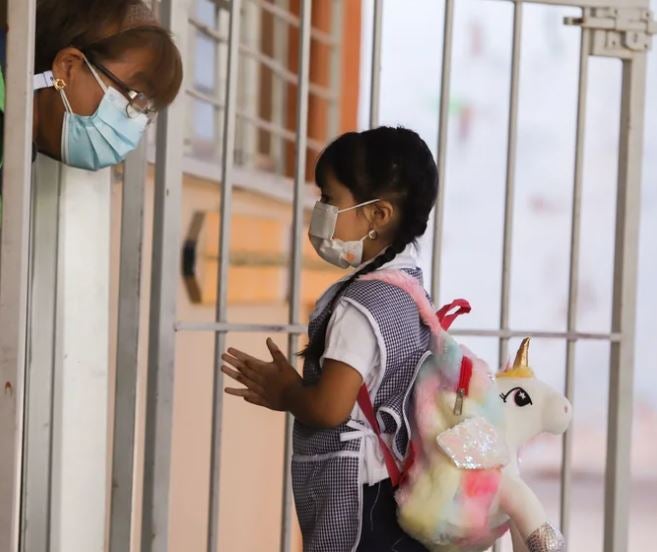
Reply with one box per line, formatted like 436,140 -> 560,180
53,78 -> 67,91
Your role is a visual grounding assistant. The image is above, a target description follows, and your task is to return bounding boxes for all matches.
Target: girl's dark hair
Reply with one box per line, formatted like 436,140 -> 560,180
303,126 -> 439,362
35,0 -> 182,109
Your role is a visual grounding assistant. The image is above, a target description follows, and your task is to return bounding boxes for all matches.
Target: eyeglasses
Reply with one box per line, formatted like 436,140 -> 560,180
83,52 -> 156,120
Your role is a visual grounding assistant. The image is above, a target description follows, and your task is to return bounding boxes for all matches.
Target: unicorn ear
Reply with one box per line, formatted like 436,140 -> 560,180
436,416 -> 509,470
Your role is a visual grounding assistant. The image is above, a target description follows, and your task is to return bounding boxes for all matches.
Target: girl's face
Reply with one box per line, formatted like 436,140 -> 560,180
319,173 -> 372,242
318,172 -> 398,262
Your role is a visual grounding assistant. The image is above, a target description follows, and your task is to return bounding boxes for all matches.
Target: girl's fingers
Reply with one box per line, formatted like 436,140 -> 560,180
266,338 -> 289,366
226,348 -> 260,364
221,365 -> 246,384
221,366 -> 265,395
222,353 -> 265,375
225,387 -> 269,408
222,351 -> 268,381
225,387 -> 252,398
221,352 -> 246,371
241,359 -> 268,384
222,355 -> 268,389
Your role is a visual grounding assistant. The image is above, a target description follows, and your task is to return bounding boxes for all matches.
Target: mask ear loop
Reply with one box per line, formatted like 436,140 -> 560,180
336,200 -> 381,243
52,78 -> 72,163
82,56 -> 109,93
53,78 -> 74,114
337,198 -> 381,214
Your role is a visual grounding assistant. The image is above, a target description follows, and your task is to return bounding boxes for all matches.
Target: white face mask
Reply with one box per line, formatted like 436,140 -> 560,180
308,199 -> 380,268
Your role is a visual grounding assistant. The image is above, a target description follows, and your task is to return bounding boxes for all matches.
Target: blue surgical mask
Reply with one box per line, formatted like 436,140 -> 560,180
37,58 -> 149,170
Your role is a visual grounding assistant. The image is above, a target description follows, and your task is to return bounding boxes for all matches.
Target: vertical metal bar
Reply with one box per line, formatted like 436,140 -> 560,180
328,0 -> 343,139
110,141 -> 147,552
22,156 -> 61,552
281,3 -> 312,551
0,0 -> 37,549
492,5 -> 523,551
208,0 -> 242,549
141,0 -> 187,548
431,0 -> 455,302
604,53 -> 647,552
214,3 -> 226,163
560,19 -> 590,541
271,0 -> 289,174
369,0 -> 383,128
239,0 -> 259,167
497,0 -> 523,370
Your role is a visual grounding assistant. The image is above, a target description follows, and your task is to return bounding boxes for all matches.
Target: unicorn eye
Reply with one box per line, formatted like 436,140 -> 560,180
500,387 -> 533,407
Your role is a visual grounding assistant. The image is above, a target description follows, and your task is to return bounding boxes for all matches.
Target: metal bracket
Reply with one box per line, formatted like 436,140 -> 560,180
565,7 -> 657,59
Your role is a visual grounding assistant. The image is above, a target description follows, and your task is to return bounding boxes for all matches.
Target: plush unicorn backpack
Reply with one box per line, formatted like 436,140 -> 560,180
359,270 -> 571,552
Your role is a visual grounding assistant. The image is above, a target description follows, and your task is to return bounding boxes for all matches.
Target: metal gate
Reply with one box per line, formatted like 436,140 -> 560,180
0,0 -> 655,551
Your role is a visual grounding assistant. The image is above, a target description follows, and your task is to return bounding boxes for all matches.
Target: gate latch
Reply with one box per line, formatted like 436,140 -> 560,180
565,7 -> 657,59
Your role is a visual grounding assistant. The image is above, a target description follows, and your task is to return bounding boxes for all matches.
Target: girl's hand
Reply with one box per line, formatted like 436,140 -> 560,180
221,338 -> 302,411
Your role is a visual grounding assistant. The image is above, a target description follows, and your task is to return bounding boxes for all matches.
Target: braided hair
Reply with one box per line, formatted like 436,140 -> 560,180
302,126 -> 439,363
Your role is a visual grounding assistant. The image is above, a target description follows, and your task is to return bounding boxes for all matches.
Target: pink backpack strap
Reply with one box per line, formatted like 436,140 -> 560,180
360,270 -> 471,332
359,270 -> 441,333
357,269 -> 474,472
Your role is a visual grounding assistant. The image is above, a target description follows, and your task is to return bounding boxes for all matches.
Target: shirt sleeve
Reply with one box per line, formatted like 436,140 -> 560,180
321,298 -> 380,384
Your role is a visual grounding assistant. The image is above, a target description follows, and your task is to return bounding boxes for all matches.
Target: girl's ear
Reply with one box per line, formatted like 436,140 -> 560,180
365,200 -> 395,230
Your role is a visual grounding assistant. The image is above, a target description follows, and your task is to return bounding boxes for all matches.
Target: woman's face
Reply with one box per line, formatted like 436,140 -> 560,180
53,46 -> 155,118
34,45 -> 157,163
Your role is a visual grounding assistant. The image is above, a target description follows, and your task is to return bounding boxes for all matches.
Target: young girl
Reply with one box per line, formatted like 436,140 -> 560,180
222,127 -> 438,551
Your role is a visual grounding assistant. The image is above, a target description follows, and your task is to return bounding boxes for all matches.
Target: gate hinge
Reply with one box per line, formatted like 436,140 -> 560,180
565,7 -> 657,59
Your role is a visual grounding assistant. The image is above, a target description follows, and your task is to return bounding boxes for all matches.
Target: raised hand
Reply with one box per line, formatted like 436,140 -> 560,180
221,338 -> 302,411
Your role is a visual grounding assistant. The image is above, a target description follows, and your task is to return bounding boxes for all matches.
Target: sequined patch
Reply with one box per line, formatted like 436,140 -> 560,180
526,522 -> 566,552
436,416 -> 509,470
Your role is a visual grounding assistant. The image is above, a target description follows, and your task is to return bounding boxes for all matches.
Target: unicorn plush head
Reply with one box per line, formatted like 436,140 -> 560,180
496,338 -> 572,454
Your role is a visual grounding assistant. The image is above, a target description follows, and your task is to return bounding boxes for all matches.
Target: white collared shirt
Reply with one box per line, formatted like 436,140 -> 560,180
312,243 -> 420,485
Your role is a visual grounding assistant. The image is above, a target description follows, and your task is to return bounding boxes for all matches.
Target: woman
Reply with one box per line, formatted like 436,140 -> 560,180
1,0 -> 182,170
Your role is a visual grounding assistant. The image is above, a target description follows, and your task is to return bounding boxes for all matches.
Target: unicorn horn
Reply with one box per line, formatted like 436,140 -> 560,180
512,337 -> 531,370
498,337 -> 534,379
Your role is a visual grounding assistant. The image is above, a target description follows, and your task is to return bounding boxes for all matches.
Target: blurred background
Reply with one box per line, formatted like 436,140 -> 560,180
7,0 -> 654,551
